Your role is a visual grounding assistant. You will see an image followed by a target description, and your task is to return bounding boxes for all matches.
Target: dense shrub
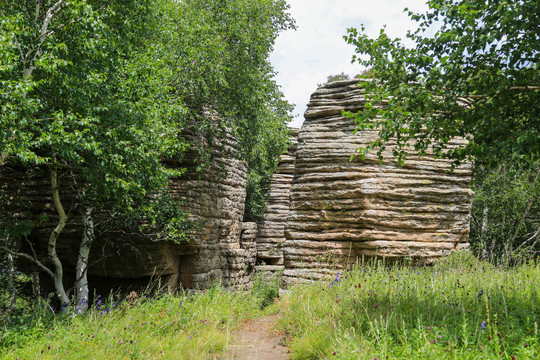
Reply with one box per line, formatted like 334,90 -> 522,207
470,162 -> 540,265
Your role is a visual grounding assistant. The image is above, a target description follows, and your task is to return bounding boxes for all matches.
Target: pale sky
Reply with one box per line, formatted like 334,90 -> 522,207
270,0 -> 431,128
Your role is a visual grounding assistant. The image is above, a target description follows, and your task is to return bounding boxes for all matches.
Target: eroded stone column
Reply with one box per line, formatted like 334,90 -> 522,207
283,79 -> 473,286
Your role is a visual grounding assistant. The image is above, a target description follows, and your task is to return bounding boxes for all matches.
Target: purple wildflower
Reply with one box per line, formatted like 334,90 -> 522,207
480,321 -> 487,328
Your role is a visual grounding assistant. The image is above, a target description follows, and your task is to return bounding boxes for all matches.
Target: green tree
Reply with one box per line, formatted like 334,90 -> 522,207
158,0 -> 295,219
470,163 -> 540,265
344,0 -> 539,167
0,0 -> 189,310
1,0 -> 294,309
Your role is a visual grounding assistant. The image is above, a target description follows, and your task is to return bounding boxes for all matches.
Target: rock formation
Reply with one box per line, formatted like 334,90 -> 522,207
1,126 -> 256,292
281,79 -> 474,285
163,129 -> 256,289
2,80 -> 476,295
255,128 -> 298,275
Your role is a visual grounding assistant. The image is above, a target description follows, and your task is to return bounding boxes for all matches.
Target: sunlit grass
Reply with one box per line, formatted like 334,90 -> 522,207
2,253 -> 538,359
277,252 -> 540,359
0,285 -> 265,360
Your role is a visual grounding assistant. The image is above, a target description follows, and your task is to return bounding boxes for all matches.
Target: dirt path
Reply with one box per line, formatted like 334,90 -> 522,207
225,313 -> 289,360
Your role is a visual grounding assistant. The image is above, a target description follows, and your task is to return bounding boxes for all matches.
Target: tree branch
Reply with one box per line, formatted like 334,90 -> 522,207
514,226 -> 540,252
23,0 -> 66,79
466,86 -> 540,99
0,246 -> 55,279
35,0 -> 41,23
23,234 -> 39,261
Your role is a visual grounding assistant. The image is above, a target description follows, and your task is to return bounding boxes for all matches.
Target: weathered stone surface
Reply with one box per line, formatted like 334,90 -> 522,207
282,80 -> 474,286
1,127 -> 256,292
2,80 -> 476,294
167,130 -> 255,289
255,129 -> 298,267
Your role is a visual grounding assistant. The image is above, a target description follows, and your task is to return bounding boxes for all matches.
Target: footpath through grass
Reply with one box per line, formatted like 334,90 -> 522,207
1,253 -> 538,359
277,252 -> 540,359
0,277 -> 279,360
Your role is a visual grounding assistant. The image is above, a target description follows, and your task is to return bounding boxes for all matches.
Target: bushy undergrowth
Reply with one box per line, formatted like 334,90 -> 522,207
277,252 -> 540,359
0,285 -> 265,360
470,162 -> 540,265
0,272 -> 33,321
252,270 -> 283,309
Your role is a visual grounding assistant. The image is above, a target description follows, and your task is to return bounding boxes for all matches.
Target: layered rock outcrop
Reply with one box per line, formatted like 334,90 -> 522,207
1,127 -> 255,292
165,130 -> 255,289
255,129 -> 298,269
2,79 -> 476,294
97,128 -> 256,289
281,79 -> 473,285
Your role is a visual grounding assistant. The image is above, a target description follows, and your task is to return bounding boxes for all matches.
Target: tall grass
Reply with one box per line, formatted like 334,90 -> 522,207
0,285 -> 263,360
277,252 -> 540,359
252,270 -> 283,309
2,252 -> 538,359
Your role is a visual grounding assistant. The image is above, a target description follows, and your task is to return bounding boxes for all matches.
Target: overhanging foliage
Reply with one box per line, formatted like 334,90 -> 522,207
344,0 -> 539,167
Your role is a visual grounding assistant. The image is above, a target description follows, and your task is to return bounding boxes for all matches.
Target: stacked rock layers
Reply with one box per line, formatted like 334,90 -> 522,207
282,79 -> 474,285
255,128 -> 298,275
168,131 -> 255,288
2,80 -> 476,292
0,127 -> 255,291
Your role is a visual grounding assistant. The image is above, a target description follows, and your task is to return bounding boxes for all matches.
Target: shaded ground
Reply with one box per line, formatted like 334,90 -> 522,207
225,313 -> 288,360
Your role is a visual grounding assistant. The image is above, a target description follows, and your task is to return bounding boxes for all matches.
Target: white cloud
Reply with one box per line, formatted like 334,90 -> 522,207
270,0 -> 430,128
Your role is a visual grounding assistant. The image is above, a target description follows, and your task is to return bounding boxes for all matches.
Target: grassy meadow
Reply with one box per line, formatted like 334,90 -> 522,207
278,252 -> 540,359
1,252 -> 539,359
0,282 -> 276,360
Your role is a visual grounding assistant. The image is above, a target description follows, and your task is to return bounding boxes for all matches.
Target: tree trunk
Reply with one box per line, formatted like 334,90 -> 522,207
22,66 -> 33,79
49,161 -> 70,306
5,235 -> 18,321
480,204 -> 489,261
75,206 -> 94,312
31,271 -> 41,310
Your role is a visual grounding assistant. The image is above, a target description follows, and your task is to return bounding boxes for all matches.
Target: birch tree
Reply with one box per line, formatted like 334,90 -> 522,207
1,0 -> 189,311
1,0 -> 295,311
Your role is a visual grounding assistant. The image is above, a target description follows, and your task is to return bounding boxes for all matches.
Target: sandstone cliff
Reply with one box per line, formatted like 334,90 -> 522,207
0,126 -> 255,292
282,79 -> 473,285
255,128 -> 298,275
168,130 -> 255,288
1,80 -> 476,294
